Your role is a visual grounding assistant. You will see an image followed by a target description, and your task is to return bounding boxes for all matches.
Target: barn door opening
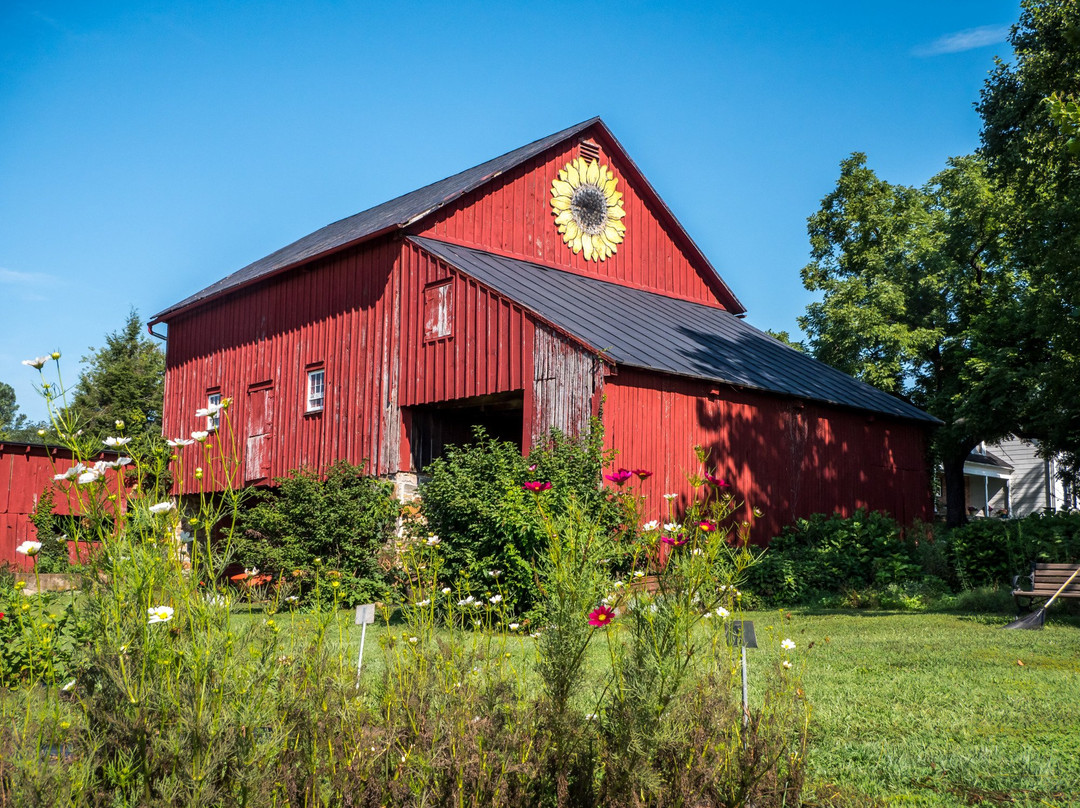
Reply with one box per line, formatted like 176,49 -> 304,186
245,382 -> 274,483
406,391 -> 524,472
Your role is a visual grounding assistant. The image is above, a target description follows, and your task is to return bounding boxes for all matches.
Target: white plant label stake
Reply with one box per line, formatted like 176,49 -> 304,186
354,603 -> 376,688
725,620 -> 757,729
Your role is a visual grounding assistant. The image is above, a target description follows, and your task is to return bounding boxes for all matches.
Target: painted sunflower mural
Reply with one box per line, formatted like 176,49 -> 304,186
550,157 -> 626,261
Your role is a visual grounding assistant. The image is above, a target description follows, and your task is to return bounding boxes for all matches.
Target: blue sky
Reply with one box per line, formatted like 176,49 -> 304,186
1,0 -> 1020,422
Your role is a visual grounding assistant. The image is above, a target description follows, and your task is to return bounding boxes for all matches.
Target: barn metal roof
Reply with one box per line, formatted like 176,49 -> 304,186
152,119 -> 602,322
152,118 -> 751,323
411,237 -> 939,425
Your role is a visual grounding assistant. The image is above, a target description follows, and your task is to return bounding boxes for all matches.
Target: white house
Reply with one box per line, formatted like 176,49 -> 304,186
938,436 -> 1079,518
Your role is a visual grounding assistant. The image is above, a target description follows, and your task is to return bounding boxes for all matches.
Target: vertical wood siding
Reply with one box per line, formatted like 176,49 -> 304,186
531,323 -> 603,445
601,369 -> 932,541
0,444 -> 119,569
397,242 -> 528,408
414,139 -> 731,309
162,240 -> 402,488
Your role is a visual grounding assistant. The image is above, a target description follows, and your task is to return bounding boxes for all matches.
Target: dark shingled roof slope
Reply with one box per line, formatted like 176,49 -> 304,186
411,237 -> 939,425
152,118 -> 602,322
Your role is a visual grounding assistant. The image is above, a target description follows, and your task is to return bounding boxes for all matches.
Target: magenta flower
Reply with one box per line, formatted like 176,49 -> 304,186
661,533 -> 687,547
698,520 -> 716,532
704,471 -> 729,488
632,469 -> 653,480
604,468 -> 633,485
522,481 -> 552,492
588,605 -> 616,627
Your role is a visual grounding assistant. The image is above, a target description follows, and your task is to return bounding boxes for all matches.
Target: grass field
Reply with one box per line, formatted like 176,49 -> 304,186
290,605 -> 1080,807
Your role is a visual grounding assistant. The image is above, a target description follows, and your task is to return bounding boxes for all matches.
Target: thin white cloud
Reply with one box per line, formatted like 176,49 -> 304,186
0,268 -> 55,285
915,24 -> 1011,57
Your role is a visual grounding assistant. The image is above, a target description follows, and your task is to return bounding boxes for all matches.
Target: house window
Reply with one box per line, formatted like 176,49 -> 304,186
423,281 -> 453,341
206,391 -> 221,431
306,368 -> 325,413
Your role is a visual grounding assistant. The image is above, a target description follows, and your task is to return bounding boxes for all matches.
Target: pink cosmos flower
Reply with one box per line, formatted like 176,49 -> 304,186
522,481 -> 552,492
588,605 -> 616,627
632,469 -> 653,480
661,533 -> 688,547
704,472 -> 729,487
698,520 -> 716,532
604,468 -> 633,485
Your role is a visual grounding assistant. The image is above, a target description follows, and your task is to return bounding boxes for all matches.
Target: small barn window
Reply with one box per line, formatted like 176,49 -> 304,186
579,139 -> 600,163
206,391 -> 221,431
424,281 -> 453,341
306,368 -> 325,413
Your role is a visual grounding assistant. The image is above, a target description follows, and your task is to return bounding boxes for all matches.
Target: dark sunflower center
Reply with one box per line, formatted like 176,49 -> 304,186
570,184 -> 608,235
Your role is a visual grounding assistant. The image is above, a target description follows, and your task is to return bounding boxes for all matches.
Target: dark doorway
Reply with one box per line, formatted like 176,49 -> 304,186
407,391 -> 524,472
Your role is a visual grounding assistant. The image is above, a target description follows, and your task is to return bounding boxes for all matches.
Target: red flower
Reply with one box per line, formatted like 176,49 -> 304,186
588,605 -> 616,627
632,469 -> 653,480
661,534 -> 687,546
522,481 -> 552,492
698,520 -> 716,532
604,468 -> 633,485
0,612 -> 4,620
704,471 -> 729,488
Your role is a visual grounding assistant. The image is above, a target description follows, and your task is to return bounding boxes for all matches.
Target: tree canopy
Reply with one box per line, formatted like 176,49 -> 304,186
0,380 -> 43,441
978,0 -> 1080,484
67,309 -> 165,441
799,154 -> 1027,526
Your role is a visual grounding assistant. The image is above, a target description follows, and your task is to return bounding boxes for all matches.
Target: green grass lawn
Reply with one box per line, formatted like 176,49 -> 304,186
283,605 -> 1080,807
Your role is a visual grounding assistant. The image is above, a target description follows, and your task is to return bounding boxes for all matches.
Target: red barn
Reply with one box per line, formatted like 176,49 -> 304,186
0,441 -> 119,569
150,118 -> 937,538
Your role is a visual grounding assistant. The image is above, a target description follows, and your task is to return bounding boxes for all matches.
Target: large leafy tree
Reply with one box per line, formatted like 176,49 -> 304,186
800,154 -> 1028,527
978,0 -> 1080,482
68,309 -> 165,440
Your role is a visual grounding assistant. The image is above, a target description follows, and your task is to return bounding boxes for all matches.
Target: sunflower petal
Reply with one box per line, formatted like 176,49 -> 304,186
603,177 -> 619,196
554,210 -> 574,225
604,225 -> 623,244
551,179 -> 573,198
607,205 -> 626,219
586,160 -> 600,185
570,235 -> 582,254
565,220 -> 581,240
566,162 -> 580,187
551,196 -> 571,211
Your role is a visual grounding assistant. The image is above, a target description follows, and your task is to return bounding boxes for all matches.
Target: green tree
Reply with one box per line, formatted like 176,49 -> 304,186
978,0 -> 1080,483
800,154 -> 1027,527
68,309 -> 165,440
0,380 -> 44,441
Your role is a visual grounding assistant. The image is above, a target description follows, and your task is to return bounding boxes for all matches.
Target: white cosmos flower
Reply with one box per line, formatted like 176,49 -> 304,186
489,594 -> 503,604
417,599 -> 431,607
104,436 -> 132,447
781,638 -> 796,651
509,622 -> 520,630
148,501 -> 175,514
426,535 -> 441,545
716,607 -> 730,619
22,356 -> 49,369
15,540 -> 42,556
663,493 -> 678,501
54,464 -> 85,482
441,587 -> 451,595
61,679 -> 76,692
633,571 -> 645,578
642,520 -> 659,531
486,569 -> 501,578
167,438 -> 195,447
408,636 -> 418,644
191,431 -> 209,442
147,605 -> 174,624
663,522 -> 679,532
77,469 -> 102,485
613,580 -> 625,589
782,660 -> 792,669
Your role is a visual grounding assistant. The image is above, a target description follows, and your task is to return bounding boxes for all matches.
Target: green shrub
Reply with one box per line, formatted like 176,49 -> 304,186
233,460 -> 398,606
747,510 -> 922,605
947,511 -> 1080,588
418,423 -> 619,615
